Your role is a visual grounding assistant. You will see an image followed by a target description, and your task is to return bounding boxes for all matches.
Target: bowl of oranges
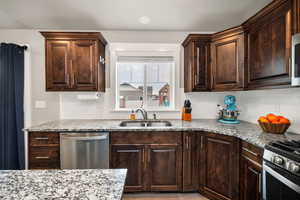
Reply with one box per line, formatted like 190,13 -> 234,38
258,114 -> 291,134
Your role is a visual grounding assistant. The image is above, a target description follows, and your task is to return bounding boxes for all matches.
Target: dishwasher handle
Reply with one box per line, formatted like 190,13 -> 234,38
61,133 -> 108,141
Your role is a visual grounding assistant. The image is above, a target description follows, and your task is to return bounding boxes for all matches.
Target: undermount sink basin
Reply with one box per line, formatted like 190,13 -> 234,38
119,120 -> 172,128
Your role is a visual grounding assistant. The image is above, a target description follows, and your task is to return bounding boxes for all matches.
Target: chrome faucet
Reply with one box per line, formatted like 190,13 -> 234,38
135,108 -> 148,120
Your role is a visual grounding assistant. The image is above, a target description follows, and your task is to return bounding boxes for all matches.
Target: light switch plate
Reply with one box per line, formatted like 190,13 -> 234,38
35,101 -> 47,109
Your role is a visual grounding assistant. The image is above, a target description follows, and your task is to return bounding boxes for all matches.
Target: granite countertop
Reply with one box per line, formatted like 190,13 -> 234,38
0,169 -> 127,200
25,119 -> 300,148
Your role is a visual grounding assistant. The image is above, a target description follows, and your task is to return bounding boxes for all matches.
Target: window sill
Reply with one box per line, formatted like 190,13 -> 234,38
111,109 -> 181,113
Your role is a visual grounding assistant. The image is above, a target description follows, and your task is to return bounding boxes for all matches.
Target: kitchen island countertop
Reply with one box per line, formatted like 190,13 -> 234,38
25,119 -> 300,148
0,169 -> 127,200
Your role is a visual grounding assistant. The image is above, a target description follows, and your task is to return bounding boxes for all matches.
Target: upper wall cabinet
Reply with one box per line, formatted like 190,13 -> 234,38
182,0 -> 300,92
243,0 -> 292,89
182,34 -> 212,92
211,27 -> 245,91
41,32 -> 107,92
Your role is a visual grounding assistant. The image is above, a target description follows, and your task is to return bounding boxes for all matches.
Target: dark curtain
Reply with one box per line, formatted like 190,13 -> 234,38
0,43 -> 25,170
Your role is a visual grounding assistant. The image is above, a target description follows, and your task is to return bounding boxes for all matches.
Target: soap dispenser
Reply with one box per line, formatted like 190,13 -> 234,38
129,110 -> 136,120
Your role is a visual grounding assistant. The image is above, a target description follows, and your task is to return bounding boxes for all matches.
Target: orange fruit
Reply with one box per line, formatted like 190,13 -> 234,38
277,116 -> 285,119
267,113 -> 276,118
259,116 -> 269,123
278,118 -> 290,124
267,114 -> 279,122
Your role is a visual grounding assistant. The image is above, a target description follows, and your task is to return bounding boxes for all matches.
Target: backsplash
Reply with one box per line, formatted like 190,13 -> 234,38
59,89 -> 183,120
60,87 -> 300,134
235,88 -> 300,133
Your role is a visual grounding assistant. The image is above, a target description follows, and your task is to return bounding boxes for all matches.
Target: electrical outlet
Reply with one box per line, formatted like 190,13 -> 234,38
35,101 -> 47,109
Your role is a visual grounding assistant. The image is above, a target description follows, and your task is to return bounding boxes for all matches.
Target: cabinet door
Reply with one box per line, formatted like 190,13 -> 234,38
211,34 -> 244,91
110,145 -> 146,192
246,1 -> 292,89
147,145 -> 182,191
46,41 -> 72,90
240,157 -> 262,200
201,133 -> 239,200
183,132 -> 202,191
184,41 -> 211,92
72,40 -> 98,91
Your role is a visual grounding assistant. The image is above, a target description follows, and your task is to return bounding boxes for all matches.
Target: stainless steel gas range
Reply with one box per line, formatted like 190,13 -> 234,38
263,140 -> 300,200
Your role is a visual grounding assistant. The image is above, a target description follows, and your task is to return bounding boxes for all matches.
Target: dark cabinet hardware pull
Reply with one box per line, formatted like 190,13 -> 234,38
153,149 -> 176,153
242,147 -> 258,157
200,136 -> 204,149
186,136 -> 189,150
116,150 -> 139,153
35,156 -> 50,159
148,150 -> 151,163
35,137 -> 49,140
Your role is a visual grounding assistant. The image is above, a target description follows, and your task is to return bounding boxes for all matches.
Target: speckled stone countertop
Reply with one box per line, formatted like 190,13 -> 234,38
0,169 -> 127,200
25,119 -> 300,148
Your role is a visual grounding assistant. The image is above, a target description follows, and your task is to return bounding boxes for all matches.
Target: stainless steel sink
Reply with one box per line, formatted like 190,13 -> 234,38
119,120 -> 172,127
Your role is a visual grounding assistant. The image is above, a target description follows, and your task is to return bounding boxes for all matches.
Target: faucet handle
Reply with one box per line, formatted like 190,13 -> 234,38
153,113 -> 157,120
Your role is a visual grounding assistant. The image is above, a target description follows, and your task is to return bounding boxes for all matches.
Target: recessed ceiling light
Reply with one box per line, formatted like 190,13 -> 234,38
139,16 -> 151,24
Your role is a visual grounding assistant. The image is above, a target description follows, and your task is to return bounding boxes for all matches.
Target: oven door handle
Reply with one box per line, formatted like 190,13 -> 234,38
263,164 -> 300,197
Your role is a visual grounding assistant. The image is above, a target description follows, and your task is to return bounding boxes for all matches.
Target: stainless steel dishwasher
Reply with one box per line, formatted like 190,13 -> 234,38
60,132 -> 109,169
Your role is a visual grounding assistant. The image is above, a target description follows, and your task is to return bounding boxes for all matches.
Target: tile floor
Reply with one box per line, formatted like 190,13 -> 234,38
123,193 -> 209,200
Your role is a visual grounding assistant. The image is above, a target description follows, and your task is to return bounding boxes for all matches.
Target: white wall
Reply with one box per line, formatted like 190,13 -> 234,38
185,88 -> 300,133
0,29 -> 193,125
236,88 -> 300,133
0,30 -> 60,125
1,29 -> 300,134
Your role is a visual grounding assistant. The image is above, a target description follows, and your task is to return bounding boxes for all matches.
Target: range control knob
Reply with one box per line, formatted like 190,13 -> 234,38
287,162 -> 300,173
272,156 -> 284,165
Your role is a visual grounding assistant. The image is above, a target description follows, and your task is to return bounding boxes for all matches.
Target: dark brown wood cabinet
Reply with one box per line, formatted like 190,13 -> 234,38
28,132 -> 60,169
182,34 -> 212,92
199,133 -> 240,200
293,0 -> 300,34
240,141 -> 264,200
182,0 -> 300,92
45,41 -> 72,90
110,145 -> 146,192
211,27 -> 245,91
148,144 -> 182,191
27,130 -> 267,200
41,32 -> 107,91
243,0 -> 292,89
110,132 -> 182,192
72,40 -> 98,90
182,132 -> 202,191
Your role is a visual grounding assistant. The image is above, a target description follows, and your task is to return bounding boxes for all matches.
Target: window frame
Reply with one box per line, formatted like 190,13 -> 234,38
115,60 -> 175,111
109,43 -> 181,112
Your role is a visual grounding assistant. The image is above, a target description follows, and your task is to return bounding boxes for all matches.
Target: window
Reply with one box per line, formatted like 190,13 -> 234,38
116,56 -> 174,110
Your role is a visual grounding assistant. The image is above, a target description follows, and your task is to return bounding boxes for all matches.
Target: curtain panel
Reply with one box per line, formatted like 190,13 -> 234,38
0,43 -> 25,169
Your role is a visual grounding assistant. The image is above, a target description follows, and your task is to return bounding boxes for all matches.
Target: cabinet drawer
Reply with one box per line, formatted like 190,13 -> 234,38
29,132 -> 59,146
111,132 -> 182,145
241,141 -> 263,164
29,147 -> 60,163
29,161 -> 60,169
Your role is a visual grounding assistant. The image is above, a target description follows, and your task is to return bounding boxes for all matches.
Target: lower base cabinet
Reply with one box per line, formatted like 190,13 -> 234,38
240,157 -> 262,200
148,145 -> 182,191
199,133 -> 240,200
183,132 -> 202,191
28,131 -> 264,199
110,132 -> 182,192
28,132 -> 60,169
240,141 -> 263,200
110,145 -> 146,192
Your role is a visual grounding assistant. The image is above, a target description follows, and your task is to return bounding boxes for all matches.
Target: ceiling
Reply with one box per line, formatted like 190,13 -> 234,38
0,0 -> 272,32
